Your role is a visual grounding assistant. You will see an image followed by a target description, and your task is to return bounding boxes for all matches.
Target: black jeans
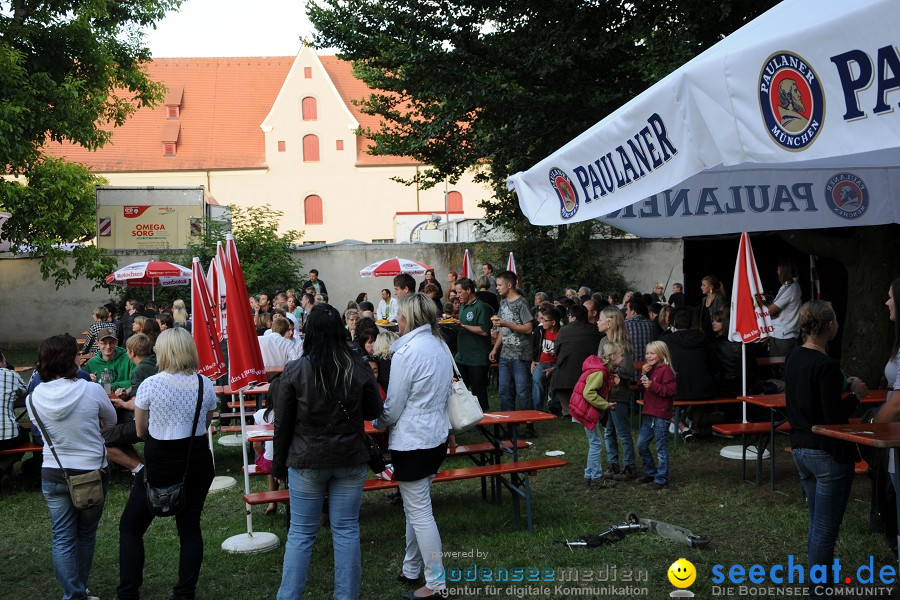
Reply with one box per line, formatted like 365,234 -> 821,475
457,363 -> 489,411
116,455 -> 214,600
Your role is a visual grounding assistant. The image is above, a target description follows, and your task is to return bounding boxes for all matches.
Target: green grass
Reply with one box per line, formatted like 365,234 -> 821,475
1,403 -> 896,599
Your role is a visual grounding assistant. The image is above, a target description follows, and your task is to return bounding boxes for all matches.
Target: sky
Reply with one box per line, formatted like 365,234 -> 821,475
144,0 -> 317,57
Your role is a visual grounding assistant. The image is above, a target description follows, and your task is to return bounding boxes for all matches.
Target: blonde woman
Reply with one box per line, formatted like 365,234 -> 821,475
172,299 -> 192,333
597,307 -> 637,480
372,294 -> 451,599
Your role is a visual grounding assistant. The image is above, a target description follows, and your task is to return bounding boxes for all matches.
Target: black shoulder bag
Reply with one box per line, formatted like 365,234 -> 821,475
144,374 -> 204,517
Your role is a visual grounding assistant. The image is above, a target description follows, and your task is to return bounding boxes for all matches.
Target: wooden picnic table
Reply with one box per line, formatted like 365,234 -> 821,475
812,422 -> 900,571
739,390 -> 888,491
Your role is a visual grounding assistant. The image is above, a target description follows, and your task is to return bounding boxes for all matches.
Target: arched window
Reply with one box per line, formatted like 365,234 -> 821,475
447,190 -> 463,212
301,97 -> 317,121
304,195 -> 323,225
302,134 -> 320,162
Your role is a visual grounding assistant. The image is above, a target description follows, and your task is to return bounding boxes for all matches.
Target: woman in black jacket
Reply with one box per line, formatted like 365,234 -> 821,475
273,303 -> 382,600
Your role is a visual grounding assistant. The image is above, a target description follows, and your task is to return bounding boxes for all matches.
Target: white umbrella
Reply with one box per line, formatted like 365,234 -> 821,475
359,257 -> 432,277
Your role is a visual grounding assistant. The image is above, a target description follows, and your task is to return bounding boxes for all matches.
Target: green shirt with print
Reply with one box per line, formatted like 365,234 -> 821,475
455,298 -> 493,366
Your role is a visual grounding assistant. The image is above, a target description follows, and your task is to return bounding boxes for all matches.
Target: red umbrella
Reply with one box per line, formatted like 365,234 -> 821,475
105,260 -> 191,300
191,257 -> 226,381
206,241 -> 227,341
461,249 -> 473,279
223,235 -> 265,391
727,232 -> 774,426
506,251 -> 520,288
359,257 -> 432,277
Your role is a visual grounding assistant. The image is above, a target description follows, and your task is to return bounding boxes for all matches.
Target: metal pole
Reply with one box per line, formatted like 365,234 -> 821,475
741,344 -> 747,423
238,388 -> 255,536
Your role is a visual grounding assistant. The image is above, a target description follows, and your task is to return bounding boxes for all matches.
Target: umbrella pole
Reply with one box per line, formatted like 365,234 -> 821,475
741,344 -> 748,423
238,389 -> 255,536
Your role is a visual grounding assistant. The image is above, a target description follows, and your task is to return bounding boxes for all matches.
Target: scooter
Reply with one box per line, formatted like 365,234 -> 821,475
562,512 -> 711,548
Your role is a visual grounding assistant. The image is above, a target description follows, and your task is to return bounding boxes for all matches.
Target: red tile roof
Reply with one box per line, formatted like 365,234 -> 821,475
46,54 -> 417,172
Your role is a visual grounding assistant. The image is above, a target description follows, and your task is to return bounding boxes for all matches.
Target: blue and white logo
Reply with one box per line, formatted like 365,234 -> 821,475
824,173 -> 868,219
549,167 -> 579,220
759,51 -> 825,151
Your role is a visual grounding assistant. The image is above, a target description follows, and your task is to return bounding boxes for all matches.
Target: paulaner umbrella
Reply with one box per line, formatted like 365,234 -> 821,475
460,249 -> 473,279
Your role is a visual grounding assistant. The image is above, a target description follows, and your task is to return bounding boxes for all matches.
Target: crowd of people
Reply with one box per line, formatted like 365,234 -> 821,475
2,263 -> 899,600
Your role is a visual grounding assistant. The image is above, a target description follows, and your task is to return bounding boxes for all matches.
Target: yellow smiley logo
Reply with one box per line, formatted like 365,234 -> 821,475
668,558 -> 696,588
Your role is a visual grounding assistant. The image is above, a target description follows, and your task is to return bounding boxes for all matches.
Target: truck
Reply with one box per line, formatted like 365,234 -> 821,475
95,186 -> 227,250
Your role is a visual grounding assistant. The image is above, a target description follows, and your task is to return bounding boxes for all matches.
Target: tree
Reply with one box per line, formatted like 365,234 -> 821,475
0,0 -> 182,286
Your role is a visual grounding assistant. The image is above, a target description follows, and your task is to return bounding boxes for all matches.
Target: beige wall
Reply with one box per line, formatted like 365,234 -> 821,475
94,47 -> 490,244
0,239 -> 683,347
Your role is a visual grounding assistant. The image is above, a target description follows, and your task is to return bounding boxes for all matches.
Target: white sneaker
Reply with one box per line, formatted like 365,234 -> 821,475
668,422 -> 676,434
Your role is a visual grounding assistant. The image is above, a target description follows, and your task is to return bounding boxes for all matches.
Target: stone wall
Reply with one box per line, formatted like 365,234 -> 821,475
0,238 -> 683,347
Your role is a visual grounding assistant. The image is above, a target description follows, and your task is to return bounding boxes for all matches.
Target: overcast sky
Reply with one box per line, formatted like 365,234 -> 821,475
144,0 -> 316,57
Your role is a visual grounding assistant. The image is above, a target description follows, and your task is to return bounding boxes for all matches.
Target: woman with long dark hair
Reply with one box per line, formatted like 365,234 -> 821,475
699,275 -> 726,340
115,328 -> 217,600
786,300 -> 868,598
372,293 -> 451,599
273,303 -> 382,599
28,334 -> 114,600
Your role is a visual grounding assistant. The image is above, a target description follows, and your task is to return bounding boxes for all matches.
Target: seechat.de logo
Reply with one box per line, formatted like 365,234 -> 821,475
549,167 -> 579,220
759,51 -> 825,152
668,558 -> 697,598
824,172 -> 868,220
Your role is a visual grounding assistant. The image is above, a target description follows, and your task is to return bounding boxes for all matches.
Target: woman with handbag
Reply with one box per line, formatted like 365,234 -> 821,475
372,293 -> 452,600
28,334 -> 115,600
114,327 -> 217,600
273,303 -> 382,600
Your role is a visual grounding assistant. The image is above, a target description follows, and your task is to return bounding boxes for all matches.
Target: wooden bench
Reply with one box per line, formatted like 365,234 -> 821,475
243,457 -> 567,531
0,442 -> 43,457
637,397 -> 745,448
713,421 -> 791,484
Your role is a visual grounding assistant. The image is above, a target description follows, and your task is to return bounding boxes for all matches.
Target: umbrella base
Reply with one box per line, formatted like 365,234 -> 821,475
221,532 -> 280,554
218,434 -> 243,447
209,475 -> 237,493
720,445 -> 770,460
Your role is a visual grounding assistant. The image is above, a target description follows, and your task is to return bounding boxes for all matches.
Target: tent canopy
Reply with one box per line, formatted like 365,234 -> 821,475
507,0 -> 900,236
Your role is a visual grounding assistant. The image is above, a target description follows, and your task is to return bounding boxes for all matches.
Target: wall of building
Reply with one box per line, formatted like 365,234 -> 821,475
0,238 -> 683,347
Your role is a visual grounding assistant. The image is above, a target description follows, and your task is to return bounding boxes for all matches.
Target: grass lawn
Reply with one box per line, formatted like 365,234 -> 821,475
1,376 -> 896,599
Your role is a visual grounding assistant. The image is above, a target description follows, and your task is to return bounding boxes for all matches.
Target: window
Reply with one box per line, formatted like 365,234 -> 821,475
304,195 -> 323,225
163,142 -> 176,157
371,238 -> 394,244
303,240 -> 326,246
277,141 -> 286,152
304,67 -> 312,79
447,190 -> 463,212
302,134 -> 320,162
336,139 -> 344,151
301,97 -> 317,121
166,105 -> 180,119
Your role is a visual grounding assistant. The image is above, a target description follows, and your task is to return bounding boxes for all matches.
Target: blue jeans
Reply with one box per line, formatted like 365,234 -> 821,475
42,477 -> 108,600
499,357 -> 531,411
637,416 -> 670,485
792,447 -> 854,596
605,402 -> 636,469
584,425 -> 606,481
277,463 -> 368,600
530,362 -> 553,410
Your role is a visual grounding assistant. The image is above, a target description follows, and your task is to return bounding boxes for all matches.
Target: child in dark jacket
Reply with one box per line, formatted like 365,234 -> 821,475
570,341 -> 624,487
637,341 -> 677,490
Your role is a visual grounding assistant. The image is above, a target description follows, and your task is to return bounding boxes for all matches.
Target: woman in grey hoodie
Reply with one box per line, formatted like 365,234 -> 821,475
28,334 -> 115,600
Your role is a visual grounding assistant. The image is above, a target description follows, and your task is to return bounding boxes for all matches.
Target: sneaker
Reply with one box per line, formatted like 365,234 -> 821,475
612,467 -> 637,481
642,481 -> 666,491
636,475 -> 654,484
603,464 -> 620,478
593,478 -> 617,489
583,477 -> 593,487
681,430 -> 695,442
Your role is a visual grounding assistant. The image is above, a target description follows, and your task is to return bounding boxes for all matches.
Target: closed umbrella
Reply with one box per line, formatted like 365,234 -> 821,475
460,249 -> 473,279
359,257 -> 432,277
506,251 -> 520,288
220,234 -> 277,554
206,242 -> 227,341
191,257 -> 226,381
105,260 -> 191,300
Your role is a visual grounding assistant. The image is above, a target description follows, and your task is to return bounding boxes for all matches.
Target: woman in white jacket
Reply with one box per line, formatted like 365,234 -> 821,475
373,293 -> 452,600
28,334 -> 115,600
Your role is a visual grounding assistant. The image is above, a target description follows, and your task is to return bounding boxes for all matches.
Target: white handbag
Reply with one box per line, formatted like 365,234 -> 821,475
441,342 -> 484,433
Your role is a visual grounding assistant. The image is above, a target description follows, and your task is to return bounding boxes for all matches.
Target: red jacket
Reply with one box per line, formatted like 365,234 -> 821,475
569,355 -> 613,430
642,363 -> 677,419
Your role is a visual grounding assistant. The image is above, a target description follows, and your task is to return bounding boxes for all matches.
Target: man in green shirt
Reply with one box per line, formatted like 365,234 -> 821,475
84,327 -> 135,391
454,277 -> 493,411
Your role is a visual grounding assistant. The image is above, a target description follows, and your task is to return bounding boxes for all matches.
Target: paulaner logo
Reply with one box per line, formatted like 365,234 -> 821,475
759,51 -> 825,151
549,167 -> 579,220
824,172 -> 868,220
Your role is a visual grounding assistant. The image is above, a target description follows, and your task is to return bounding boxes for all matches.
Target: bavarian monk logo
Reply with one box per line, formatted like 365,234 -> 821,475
759,51 -> 824,151
549,167 -> 579,220
825,172 -> 868,219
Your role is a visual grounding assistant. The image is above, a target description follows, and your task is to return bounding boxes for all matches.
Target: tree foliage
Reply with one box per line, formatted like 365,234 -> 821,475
0,0 -> 181,286
308,0 -> 779,236
167,204 -> 304,298
0,156 -> 117,287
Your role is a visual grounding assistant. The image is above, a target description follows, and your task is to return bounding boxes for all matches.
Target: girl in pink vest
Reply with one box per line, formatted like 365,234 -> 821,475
570,341 -> 625,488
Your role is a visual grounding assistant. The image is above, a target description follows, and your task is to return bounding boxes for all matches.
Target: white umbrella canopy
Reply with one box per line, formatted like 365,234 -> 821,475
360,257 -> 432,277
507,0 -> 900,232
